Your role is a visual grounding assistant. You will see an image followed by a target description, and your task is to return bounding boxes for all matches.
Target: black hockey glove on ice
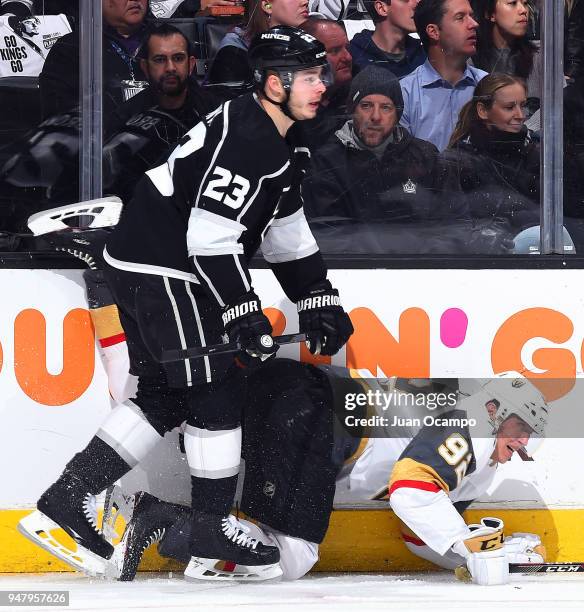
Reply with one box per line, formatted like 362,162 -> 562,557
222,291 -> 278,368
297,280 -> 354,356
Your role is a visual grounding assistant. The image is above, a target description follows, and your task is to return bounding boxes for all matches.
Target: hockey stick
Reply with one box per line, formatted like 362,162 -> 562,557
27,197 -> 123,236
161,333 -> 307,362
509,562 -> 584,574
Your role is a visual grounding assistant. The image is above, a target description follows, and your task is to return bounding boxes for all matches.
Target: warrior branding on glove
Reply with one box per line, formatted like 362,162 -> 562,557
297,280 -> 354,356
222,291 -> 278,368
297,293 -> 341,312
222,300 -> 260,326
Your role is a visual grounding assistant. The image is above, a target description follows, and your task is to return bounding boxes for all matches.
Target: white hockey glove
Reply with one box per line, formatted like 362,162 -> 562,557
453,517 -> 509,586
503,532 -> 546,564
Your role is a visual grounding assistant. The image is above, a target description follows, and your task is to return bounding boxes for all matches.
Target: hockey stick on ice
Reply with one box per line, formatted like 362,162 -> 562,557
27,197 -> 123,236
161,333 -> 307,362
509,562 -> 584,574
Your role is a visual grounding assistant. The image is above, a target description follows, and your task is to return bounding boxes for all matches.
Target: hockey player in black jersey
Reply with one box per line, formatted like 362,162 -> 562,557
18,26 -> 353,580
111,358 -> 351,582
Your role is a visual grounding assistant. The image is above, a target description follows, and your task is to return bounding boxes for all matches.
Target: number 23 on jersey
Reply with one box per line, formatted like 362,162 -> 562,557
202,166 -> 251,210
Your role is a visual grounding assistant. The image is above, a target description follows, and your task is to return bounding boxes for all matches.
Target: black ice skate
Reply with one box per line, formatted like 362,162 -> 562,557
113,491 -> 189,581
33,227 -> 111,270
185,513 -> 282,581
17,472 -> 113,576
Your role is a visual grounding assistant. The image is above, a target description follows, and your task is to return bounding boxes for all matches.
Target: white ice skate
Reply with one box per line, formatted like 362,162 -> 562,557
184,556 -> 283,581
17,510 -> 109,577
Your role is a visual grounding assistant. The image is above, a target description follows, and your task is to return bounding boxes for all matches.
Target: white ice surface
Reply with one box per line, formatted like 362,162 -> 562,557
1,572 -> 583,612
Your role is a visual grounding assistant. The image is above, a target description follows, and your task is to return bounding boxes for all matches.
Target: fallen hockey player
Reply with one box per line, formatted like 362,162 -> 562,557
343,375 -> 549,585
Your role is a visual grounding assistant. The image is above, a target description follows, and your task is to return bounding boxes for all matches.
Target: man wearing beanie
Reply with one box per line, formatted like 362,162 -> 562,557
303,65 -> 465,254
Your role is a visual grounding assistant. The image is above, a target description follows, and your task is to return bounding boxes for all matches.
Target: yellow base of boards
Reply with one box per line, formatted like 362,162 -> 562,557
2,508 -> 583,574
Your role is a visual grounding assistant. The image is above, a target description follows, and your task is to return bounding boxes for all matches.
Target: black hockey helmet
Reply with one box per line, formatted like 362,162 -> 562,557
248,26 -> 331,120
248,25 -> 329,90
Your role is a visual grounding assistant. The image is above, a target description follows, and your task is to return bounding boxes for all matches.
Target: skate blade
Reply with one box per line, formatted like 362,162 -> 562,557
106,537 -> 127,580
27,197 -> 123,235
185,557 -> 282,582
102,486 -> 135,544
109,522 -> 167,582
17,510 -> 108,577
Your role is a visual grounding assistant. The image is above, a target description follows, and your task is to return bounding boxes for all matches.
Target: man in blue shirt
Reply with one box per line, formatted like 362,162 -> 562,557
399,0 -> 487,151
350,0 -> 426,77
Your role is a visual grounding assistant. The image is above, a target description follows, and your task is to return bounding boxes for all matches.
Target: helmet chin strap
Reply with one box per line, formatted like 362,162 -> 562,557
261,71 -> 303,121
263,90 -> 300,121
263,90 -> 298,121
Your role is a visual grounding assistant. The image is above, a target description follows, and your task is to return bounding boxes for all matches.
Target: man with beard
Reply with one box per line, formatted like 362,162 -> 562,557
104,23 -> 219,202
303,65 -> 467,254
108,22 -> 214,131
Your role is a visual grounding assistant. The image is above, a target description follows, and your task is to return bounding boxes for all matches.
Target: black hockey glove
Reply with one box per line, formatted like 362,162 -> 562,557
222,291 -> 278,368
297,280 -> 354,356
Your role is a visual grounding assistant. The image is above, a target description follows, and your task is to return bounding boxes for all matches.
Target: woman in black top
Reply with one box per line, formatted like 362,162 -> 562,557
445,72 -> 540,247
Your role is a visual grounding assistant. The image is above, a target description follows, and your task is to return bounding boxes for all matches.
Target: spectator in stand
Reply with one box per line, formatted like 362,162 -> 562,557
303,65 -> 467,254
39,0 -> 150,119
206,0 -> 309,96
300,17 -> 353,149
565,0 -> 584,82
444,72 -> 540,247
104,23 -> 219,202
472,1 -> 541,113
399,0 -> 487,151
350,0 -> 426,77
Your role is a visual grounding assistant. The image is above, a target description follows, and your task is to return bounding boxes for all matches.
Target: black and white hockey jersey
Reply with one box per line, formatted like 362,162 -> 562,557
105,93 -> 327,306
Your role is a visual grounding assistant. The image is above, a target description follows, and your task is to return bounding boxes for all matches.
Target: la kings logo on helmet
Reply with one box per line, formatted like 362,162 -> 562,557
261,32 -> 290,41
